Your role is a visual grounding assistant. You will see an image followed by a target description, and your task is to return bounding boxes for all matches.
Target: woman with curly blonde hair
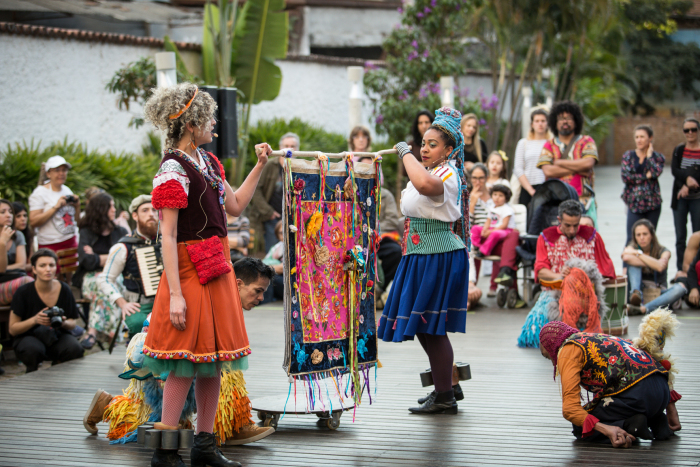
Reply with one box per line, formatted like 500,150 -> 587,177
142,83 -> 274,467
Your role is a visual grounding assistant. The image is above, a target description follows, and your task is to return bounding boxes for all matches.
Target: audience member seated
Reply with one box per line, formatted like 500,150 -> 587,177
227,213 -> 250,261
9,249 -> 83,373
249,132 -> 300,252
234,257 -> 275,310
74,193 -> 128,349
535,200 -> 615,282
485,151 -> 510,189
357,155 -> 403,286
471,185 -> 515,259
262,221 -> 284,304
519,200 -> 616,347
11,202 -> 35,274
0,199 -> 33,305
685,247 -> 700,309
623,220 -> 686,315
467,254 -> 482,310
29,156 -> 80,275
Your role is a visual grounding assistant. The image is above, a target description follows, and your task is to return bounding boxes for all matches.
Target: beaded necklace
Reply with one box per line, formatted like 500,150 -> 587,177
167,148 -> 226,206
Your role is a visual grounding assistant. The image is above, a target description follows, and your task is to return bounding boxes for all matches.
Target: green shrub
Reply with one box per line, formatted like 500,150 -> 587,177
0,139 -> 161,213
228,117 -> 398,191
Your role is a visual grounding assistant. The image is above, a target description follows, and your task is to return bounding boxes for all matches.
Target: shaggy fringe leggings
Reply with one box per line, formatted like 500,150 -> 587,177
416,333 -> 454,393
161,374 -> 221,434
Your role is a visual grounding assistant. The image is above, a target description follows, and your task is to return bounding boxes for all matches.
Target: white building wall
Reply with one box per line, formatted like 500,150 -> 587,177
1,34 -> 504,155
1,34 -> 161,154
250,60 -> 374,138
305,7 -> 401,48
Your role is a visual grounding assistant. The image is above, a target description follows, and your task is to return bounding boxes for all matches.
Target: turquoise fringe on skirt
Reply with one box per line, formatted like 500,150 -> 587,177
144,355 -> 249,379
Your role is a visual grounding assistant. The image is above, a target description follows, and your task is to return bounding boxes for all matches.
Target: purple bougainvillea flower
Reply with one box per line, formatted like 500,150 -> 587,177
376,114 -> 384,124
411,40 -> 418,49
417,12 -> 424,18
424,7 -> 431,13
431,0 -> 437,6
479,119 -> 487,125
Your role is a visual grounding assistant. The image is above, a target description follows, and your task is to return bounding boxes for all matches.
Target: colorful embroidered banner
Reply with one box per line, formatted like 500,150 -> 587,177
283,157 -> 380,387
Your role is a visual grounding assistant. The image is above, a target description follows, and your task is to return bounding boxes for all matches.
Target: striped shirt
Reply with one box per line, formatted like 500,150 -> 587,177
513,138 -> 547,186
470,197 -> 493,227
680,147 -> 700,169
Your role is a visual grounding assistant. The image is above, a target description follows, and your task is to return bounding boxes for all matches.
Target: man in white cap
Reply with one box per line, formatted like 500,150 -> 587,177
97,195 -> 160,338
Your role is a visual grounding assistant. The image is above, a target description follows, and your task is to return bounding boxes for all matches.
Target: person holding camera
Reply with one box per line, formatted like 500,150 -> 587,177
29,156 -> 80,273
8,249 -> 84,373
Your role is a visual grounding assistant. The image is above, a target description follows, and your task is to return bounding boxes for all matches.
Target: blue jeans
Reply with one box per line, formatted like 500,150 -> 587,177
628,265 -> 687,310
672,197 -> 700,270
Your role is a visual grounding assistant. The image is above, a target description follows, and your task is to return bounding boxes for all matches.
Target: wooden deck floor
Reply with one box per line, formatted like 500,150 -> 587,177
1,167 -> 698,466
0,303 -> 698,467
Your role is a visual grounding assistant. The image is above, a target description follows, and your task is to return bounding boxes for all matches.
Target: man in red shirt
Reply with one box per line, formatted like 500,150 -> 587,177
535,200 -> 615,282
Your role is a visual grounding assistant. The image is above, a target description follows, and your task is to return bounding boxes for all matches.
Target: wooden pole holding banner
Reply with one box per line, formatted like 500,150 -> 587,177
269,148 -> 400,159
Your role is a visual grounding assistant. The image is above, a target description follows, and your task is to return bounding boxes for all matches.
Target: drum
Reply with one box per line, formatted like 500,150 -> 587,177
602,276 -> 628,336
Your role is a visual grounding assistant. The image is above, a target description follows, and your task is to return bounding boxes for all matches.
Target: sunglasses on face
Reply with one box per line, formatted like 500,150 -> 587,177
684,128 -> 699,134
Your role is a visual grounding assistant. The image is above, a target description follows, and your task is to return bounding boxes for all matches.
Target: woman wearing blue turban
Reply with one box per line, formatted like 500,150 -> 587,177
377,107 -> 470,414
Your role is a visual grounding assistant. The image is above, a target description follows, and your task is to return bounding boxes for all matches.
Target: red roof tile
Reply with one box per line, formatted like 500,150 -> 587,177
0,22 -> 201,51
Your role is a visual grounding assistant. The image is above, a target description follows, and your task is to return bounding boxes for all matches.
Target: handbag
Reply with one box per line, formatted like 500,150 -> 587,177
186,236 -> 231,285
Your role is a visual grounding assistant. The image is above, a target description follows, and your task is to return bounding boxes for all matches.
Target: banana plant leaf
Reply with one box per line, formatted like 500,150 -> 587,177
231,0 -> 288,105
202,3 -> 219,86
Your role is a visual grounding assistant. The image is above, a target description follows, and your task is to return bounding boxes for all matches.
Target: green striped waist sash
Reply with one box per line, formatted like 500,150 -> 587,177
404,217 -> 466,255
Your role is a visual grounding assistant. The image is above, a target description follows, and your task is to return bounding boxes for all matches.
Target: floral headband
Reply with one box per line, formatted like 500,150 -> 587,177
168,87 -> 199,120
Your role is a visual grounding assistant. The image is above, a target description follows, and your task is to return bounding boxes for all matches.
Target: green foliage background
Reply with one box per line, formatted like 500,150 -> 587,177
0,139 -> 161,213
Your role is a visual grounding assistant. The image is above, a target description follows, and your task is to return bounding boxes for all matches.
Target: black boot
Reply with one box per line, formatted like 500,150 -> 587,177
417,384 -> 464,404
151,449 -> 186,467
648,412 -> 673,441
409,390 -> 458,414
623,414 -> 653,440
191,432 -> 241,467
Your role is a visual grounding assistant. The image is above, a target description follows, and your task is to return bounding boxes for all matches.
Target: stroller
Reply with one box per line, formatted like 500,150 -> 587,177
514,179 -> 580,304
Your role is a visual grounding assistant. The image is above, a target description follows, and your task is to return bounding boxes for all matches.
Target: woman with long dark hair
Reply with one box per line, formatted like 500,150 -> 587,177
0,200 -> 33,306
622,219 -> 686,315
75,192 -> 127,348
11,202 -> 34,273
409,110 -> 434,160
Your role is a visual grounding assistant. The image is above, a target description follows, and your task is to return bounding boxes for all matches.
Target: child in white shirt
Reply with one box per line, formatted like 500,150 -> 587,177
471,184 -> 515,257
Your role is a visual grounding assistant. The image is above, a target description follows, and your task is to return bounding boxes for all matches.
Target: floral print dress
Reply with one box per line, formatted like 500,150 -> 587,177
620,150 -> 665,214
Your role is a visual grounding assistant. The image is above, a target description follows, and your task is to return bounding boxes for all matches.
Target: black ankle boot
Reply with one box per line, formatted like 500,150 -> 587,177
191,432 -> 241,467
410,390 -> 458,414
151,449 -> 186,467
623,414 -> 653,440
417,384 -> 464,404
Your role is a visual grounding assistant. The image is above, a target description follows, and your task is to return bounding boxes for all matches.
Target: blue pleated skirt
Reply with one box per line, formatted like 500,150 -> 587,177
378,249 -> 469,342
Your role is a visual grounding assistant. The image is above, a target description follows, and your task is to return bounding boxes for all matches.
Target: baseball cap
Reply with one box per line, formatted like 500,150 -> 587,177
45,155 -> 72,171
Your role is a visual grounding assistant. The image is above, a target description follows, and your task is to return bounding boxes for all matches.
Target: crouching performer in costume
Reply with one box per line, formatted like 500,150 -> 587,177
378,107 -> 470,414
97,194 -> 160,339
518,200 -> 615,347
140,83 -> 274,467
83,258 -> 276,454
539,311 -> 682,448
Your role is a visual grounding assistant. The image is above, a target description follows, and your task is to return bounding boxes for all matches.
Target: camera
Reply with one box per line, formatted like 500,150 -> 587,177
44,306 -> 65,329
65,195 -> 78,204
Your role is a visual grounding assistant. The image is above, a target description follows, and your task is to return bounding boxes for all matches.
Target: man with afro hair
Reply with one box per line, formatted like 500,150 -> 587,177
537,100 -> 599,223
